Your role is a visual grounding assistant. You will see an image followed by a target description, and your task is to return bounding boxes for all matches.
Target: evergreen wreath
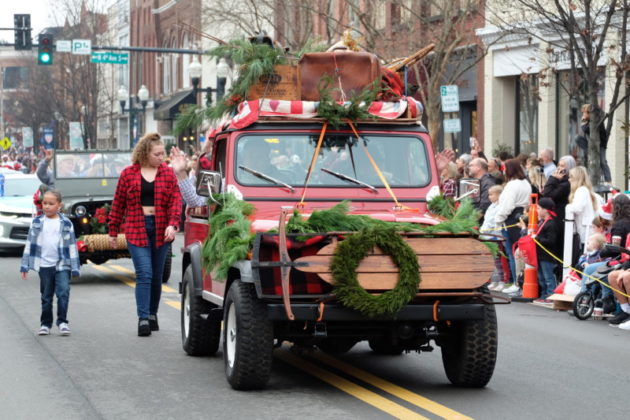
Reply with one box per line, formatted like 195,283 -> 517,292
330,225 -> 420,318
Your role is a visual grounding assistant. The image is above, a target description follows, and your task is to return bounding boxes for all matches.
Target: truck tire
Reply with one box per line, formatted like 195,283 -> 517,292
368,339 -> 404,355
223,280 -> 273,390
181,266 -> 220,356
439,301 -> 498,388
162,243 -> 172,283
317,339 -> 357,354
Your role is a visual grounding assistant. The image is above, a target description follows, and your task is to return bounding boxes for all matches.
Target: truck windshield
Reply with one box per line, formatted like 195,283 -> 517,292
54,151 -> 131,179
235,134 -> 430,188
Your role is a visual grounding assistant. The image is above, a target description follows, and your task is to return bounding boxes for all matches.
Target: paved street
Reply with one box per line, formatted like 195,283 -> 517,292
1,234 -> 627,420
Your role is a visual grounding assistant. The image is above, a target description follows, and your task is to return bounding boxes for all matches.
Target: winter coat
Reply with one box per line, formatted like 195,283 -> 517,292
535,215 -> 562,263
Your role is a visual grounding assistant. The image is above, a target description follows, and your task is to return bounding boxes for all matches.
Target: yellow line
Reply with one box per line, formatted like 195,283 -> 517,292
164,299 -> 181,310
92,264 -> 177,293
313,352 -> 473,420
275,349 -> 429,420
91,264 -> 136,288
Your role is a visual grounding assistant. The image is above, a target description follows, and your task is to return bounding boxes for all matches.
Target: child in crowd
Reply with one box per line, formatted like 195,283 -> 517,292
20,190 -> 80,336
440,161 -> 458,198
533,197 -> 562,303
482,185 -> 507,291
577,232 -> 606,270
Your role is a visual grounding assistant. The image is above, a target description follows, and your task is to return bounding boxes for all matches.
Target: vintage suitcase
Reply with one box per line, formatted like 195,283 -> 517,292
298,51 -> 381,101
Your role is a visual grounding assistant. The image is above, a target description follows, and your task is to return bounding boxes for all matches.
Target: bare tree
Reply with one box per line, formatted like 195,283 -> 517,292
486,0 -> 630,184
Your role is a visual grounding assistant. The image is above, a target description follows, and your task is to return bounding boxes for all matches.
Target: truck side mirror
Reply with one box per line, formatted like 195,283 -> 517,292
196,170 -> 222,197
458,177 -> 480,203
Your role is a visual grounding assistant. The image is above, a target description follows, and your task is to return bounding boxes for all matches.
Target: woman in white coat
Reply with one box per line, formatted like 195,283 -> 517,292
565,166 -> 600,246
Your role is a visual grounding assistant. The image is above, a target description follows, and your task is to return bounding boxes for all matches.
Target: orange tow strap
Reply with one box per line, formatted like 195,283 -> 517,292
432,300 -> 440,322
347,121 -> 419,212
299,122 -> 328,207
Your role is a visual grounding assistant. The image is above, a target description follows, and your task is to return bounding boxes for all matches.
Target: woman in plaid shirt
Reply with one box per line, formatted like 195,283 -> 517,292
108,133 -> 182,336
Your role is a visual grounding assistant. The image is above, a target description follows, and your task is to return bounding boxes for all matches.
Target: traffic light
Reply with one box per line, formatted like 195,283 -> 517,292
14,14 -> 32,50
38,34 -> 54,65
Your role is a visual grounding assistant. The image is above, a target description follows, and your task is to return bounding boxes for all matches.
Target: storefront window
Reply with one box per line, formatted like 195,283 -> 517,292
516,74 -> 538,155
556,69 -> 605,160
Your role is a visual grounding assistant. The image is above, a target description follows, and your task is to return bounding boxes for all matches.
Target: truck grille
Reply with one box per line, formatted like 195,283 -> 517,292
10,227 -> 29,240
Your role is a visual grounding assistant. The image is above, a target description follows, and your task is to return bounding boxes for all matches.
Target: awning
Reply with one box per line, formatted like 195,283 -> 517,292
154,89 -> 196,120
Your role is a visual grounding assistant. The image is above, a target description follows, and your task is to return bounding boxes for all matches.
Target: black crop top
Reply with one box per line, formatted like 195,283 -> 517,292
141,176 -> 155,206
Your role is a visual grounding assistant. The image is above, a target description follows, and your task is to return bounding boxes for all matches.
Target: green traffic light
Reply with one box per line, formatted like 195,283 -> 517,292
39,53 -> 51,64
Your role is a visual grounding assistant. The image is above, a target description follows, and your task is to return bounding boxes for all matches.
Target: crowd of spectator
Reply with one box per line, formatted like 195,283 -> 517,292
440,140 -> 630,330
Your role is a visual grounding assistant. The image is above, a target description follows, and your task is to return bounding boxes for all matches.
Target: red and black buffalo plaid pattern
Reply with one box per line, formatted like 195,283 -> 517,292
108,163 -> 181,247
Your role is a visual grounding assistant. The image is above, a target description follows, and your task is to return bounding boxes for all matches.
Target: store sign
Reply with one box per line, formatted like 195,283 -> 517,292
440,85 -> 460,113
443,118 -> 461,133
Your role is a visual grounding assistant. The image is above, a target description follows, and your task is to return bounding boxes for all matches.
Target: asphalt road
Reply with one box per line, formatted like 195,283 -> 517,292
1,234 -> 627,420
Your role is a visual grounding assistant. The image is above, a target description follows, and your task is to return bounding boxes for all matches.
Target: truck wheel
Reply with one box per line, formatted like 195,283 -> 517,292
439,302 -> 498,388
181,266 -> 220,356
317,339 -> 357,354
223,280 -> 273,390
368,339 -> 404,355
162,243 -> 172,283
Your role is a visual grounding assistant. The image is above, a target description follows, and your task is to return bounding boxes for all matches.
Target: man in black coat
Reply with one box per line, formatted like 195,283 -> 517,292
468,158 -> 498,219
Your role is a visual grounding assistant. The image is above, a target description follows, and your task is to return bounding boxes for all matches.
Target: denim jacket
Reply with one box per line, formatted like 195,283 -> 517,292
20,213 -> 81,277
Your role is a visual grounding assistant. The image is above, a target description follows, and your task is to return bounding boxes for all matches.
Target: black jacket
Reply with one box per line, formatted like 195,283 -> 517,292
475,172 -> 498,215
536,215 -> 562,262
601,218 -> 630,259
542,175 -> 570,222
581,121 -> 608,149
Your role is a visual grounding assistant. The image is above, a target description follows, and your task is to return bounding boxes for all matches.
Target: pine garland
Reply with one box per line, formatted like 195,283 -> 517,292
173,104 -> 203,136
201,193 -> 256,280
316,76 -> 379,129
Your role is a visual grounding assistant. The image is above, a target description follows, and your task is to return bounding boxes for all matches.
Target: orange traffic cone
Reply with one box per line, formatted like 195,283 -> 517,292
522,194 -> 539,299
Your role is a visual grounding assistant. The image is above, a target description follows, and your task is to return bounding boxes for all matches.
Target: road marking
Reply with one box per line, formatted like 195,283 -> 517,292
91,264 -> 136,288
313,352 -> 472,420
275,349 -> 429,420
90,264 -> 177,293
164,299 -> 181,310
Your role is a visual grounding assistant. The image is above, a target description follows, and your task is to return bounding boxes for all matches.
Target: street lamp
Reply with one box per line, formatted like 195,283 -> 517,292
118,85 -> 150,148
216,58 -> 231,100
187,57 -> 221,107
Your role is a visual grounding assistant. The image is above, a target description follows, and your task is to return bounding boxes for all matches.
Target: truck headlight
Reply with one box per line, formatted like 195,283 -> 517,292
75,205 -> 87,217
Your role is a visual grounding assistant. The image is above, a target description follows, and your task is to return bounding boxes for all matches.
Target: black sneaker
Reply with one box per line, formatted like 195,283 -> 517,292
148,314 -> 159,331
608,311 -> 630,325
138,319 -> 151,336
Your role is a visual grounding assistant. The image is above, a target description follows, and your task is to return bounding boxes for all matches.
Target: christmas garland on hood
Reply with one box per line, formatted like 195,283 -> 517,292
201,194 -> 496,316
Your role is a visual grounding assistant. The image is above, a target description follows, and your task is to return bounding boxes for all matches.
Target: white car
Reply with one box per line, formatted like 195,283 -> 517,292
0,174 -> 40,249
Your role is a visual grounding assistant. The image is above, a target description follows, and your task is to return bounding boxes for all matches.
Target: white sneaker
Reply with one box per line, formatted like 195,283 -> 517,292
487,282 -> 499,291
503,284 -> 520,294
58,323 -> 71,336
618,319 -> 630,331
38,326 -> 50,335
494,283 -> 506,292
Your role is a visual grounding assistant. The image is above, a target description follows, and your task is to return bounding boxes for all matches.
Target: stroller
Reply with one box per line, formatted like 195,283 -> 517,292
573,245 -> 630,320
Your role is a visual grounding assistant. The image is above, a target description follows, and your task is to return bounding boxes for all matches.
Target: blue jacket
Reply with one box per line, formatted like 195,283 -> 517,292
20,213 -> 80,277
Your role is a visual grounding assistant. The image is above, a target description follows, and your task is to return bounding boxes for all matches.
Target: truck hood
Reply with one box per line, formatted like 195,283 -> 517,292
250,207 -> 441,232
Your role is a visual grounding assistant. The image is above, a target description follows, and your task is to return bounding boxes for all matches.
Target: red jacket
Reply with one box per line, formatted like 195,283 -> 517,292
108,163 -> 181,247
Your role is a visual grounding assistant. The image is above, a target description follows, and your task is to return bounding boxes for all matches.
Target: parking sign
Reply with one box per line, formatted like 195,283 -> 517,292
440,85 -> 460,113
72,39 -> 91,55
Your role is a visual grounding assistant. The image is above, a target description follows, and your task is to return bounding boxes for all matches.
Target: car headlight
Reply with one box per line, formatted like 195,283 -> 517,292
75,205 -> 87,217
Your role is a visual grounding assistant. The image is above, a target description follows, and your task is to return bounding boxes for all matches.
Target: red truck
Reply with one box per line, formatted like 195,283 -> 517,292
180,117 -> 499,390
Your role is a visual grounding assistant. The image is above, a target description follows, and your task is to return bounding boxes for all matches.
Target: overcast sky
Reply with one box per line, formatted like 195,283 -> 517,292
0,0 -> 55,43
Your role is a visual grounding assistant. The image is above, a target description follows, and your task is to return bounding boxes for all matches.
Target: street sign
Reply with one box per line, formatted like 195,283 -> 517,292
72,39 -> 91,55
0,137 -> 12,150
69,122 -> 84,150
90,52 -> 129,64
443,118 -> 461,133
22,127 -> 33,148
56,40 -> 71,52
440,85 -> 460,113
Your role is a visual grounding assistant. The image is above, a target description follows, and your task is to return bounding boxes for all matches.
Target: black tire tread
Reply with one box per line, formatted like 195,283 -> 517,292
181,267 -> 220,356
440,300 -> 498,388
224,281 -> 273,390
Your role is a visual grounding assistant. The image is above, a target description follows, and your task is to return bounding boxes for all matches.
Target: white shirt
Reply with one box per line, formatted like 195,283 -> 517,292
566,186 -> 601,244
494,179 -> 532,225
40,216 -> 61,267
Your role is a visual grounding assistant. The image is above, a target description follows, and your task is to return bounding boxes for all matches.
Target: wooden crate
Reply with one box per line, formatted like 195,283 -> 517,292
247,65 -> 300,101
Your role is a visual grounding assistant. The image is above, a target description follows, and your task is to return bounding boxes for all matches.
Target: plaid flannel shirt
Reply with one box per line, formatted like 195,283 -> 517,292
108,163 -> 182,247
20,213 -> 81,277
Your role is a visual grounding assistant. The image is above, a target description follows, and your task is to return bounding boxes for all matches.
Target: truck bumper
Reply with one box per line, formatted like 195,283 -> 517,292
266,302 -> 487,321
